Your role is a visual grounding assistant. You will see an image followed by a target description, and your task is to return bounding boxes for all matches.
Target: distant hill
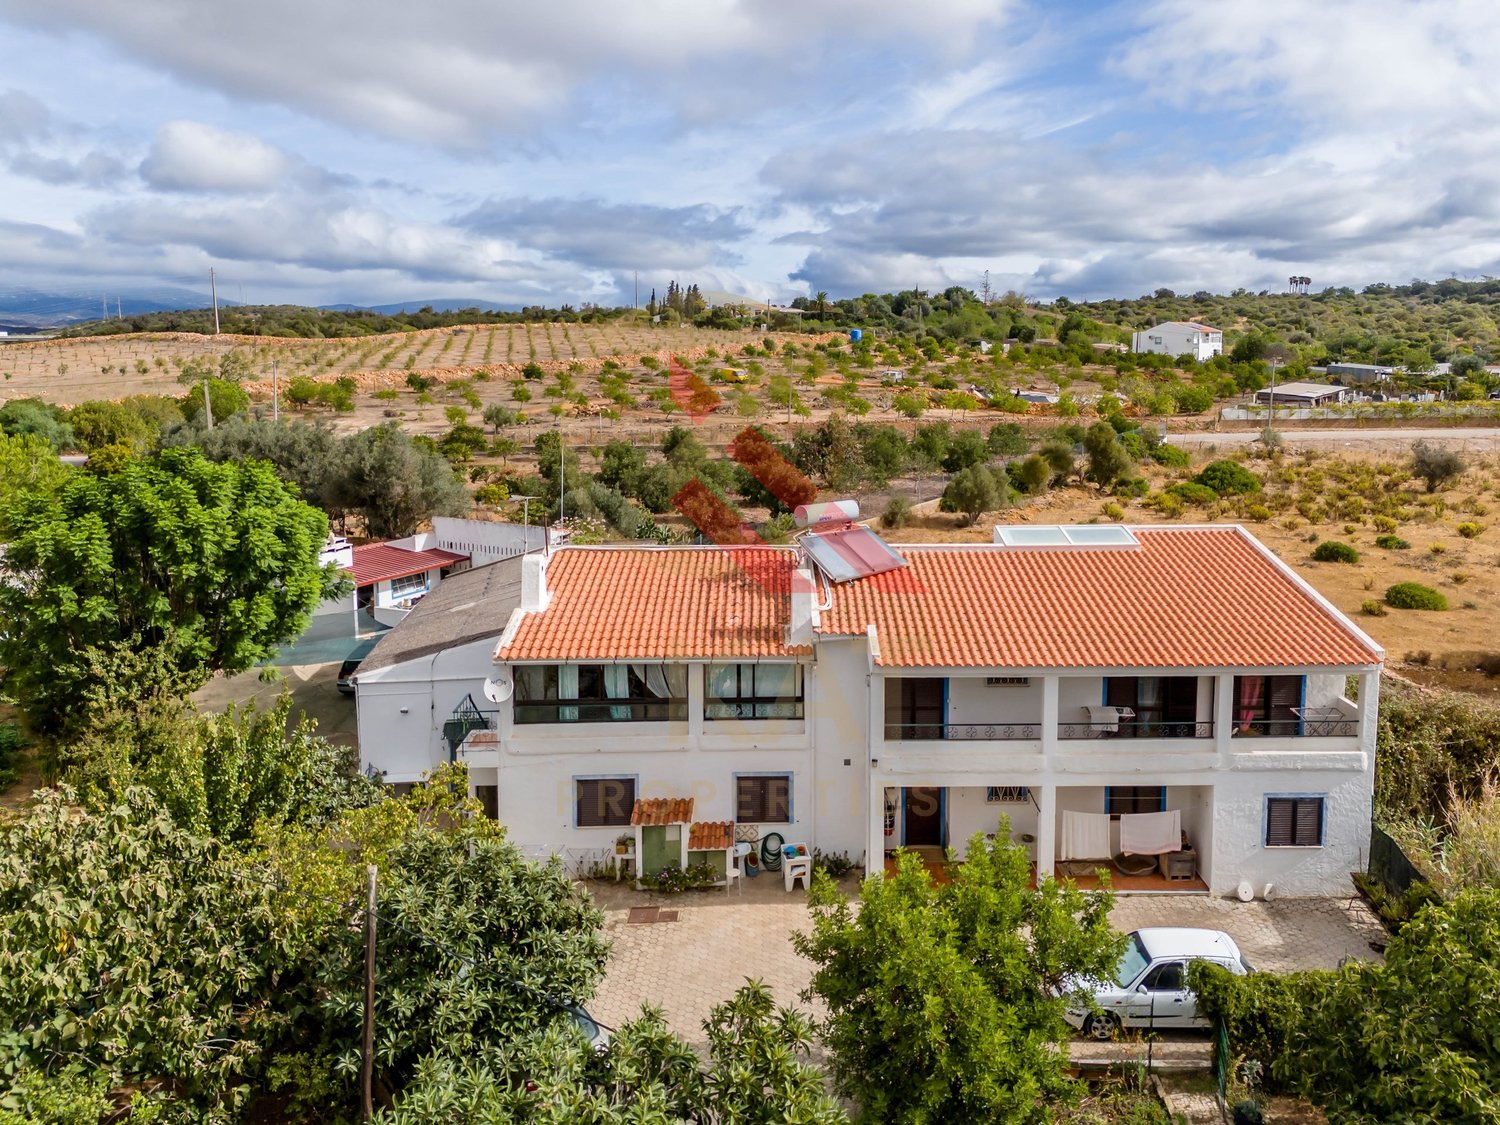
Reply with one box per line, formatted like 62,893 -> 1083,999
321,299 -> 524,316
0,286 -> 232,329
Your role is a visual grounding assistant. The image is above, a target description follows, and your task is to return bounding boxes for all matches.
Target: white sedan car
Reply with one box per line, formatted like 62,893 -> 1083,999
1063,927 -> 1251,1039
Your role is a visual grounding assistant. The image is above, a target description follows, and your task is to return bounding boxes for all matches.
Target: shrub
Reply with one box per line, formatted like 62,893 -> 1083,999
1375,534 -> 1410,549
1245,504 -> 1272,522
1458,521 -> 1484,539
1373,515 -> 1399,533
1167,480 -> 1218,506
1411,440 -> 1463,492
1151,442 -> 1191,468
881,496 -> 913,529
1361,599 -> 1387,616
1196,459 -> 1261,495
1101,501 -> 1125,521
1312,541 -> 1359,563
0,721 -> 21,788
1386,582 -> 1447,611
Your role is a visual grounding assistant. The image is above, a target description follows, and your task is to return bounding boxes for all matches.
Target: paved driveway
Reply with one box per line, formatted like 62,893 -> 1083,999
587,880 -> 1386,1046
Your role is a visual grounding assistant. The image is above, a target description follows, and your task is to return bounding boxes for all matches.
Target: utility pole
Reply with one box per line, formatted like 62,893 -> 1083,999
1266,358 -> 1279,441
272,359 -> 279,422
210,267 -> 220,335
116,297 -> 122,319
101,295 -> 107,321
361,864 -> 377,1122
202,379 -> 214,429
633,272 -> 638,310
557,421 -> 565,523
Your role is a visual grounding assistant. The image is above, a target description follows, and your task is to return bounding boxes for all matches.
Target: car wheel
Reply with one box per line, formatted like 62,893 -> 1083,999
1084,1013 -> 1120,1041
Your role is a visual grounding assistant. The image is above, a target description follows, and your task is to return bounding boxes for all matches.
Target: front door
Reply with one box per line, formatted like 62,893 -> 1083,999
900,678 -> 945,740
903,787 -> 944,847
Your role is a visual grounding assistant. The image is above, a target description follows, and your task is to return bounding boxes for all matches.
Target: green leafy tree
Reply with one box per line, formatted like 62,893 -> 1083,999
180,377 -> 251,425
334,423 -> 470,538
0,431 -> 69,531
0,399 -> 73,449
0,449 -> 344,734
1082,421 -> 1132,487
65,400 -> 155,453
940,427 -> 989,473
190,415 -> 345,514
1411,440 -> 1464,493
378,982 -> 847,1124
939,464 -> 1008,525
795,831 -> 1122,1124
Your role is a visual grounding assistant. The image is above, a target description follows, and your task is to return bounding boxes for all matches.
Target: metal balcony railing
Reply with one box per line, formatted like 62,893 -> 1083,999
1233,717 -> 1358,738
1057,720 -> 1215,740
885,722 -> 1043,741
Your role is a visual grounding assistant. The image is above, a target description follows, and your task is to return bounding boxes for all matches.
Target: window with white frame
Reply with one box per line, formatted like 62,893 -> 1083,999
389,572 -> 428,599
736,775 -> 791,823
514,664 -> 688,724
705,663 -> 805,720
1265,796 -> 1324,847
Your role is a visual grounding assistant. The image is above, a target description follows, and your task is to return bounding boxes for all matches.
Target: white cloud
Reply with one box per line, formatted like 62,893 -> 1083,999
139,121 -> 293,192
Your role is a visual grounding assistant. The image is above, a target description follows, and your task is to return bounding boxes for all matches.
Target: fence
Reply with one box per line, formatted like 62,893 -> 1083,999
1368,824 -> 1428,896
1213,1019 -> 1231,1103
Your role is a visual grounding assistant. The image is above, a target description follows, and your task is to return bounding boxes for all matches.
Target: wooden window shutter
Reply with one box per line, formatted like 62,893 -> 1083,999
577,778 -> 634,827
1266,798 -> 1295,846
1293,797 -> 1323,846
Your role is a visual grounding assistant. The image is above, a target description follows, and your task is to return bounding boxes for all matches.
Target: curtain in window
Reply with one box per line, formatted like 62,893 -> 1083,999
706,664 -> 738,700
604,664 -> 631,720
1236,675 -> 1264,732
559,664 -> 579,722
638,664 -> 687,700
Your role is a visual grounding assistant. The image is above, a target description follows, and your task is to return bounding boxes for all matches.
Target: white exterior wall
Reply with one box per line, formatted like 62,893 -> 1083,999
355,636 -> 500,782
1132,323 -> 1223,361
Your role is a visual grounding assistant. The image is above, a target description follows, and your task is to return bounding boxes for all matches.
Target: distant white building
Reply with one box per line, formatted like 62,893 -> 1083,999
1132,322 -> 1224,362
1253,382 -> 1348,407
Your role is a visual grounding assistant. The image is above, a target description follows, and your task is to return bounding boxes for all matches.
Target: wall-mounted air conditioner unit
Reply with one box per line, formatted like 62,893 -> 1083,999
1084,705 -> 1135,733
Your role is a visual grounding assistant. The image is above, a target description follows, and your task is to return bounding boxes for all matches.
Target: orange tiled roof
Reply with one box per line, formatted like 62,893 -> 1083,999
818,527 -> 1382,669
631,797 -> 694,825
500,547 -> 804,661
688,821 -> 735,850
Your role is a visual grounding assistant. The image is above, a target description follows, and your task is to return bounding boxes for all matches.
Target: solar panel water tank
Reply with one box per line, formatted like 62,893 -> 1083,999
849,328 -> 863,343
793,499 -> 860,529
802,524 -> 907,583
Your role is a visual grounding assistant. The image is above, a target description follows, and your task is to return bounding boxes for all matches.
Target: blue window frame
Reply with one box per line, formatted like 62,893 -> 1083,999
1263,794 -> 1325,847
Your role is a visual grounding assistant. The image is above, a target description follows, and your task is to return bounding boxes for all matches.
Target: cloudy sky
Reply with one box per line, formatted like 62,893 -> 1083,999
2,0 -> 1499,308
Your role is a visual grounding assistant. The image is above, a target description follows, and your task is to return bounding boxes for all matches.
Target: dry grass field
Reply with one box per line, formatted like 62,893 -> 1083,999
890,448 -> 1500,695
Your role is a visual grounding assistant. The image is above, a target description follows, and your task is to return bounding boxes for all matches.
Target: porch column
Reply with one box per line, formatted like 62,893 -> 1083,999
687,663 -> 704,743
1356,670 -> 1380,756
1040,675 -> 1059,767
867,776 -> 887,878
1214,673 -> 1235,766
1034,784 -> 1056,883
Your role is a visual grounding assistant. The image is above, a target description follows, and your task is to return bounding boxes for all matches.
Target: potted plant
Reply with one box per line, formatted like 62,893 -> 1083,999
615,833 -> 633,855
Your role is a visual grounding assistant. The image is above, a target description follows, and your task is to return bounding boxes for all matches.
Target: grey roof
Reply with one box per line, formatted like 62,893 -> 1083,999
357,555 -> 526,674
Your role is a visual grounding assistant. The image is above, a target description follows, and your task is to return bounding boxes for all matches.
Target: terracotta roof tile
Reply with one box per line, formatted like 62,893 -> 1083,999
500,547 -> 804,661
351,543 -> 468,587
688,821 -> 735,850
818,527 -> 1382,669
631,797 -> 694,825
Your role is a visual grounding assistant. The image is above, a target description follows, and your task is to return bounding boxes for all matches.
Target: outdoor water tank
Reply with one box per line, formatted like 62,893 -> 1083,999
794,499 -> 860,528
849,328 -> 863,343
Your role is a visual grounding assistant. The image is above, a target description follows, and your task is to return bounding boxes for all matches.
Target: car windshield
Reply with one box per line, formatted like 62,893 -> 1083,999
1114,933 -> 1151,988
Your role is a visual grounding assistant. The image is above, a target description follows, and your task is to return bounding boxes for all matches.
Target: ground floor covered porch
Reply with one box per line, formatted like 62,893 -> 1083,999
873,782 -> 1213,893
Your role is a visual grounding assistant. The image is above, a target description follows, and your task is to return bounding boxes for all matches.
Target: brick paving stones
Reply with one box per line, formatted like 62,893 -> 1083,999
587,880 -> 1387,1048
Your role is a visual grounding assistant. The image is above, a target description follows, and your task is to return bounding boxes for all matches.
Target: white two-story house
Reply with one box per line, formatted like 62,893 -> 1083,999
1132,322 -> 1224,361
356,524 -> 1383,896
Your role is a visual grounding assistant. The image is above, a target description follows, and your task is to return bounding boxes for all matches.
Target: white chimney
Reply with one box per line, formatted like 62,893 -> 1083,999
521,552 -> 551,612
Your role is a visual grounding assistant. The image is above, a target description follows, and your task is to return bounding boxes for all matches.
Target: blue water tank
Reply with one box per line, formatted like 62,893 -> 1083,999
849,328 -> 863,343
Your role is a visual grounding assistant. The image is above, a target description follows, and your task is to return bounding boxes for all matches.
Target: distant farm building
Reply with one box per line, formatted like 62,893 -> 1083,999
1131,321 -> 1223,361
1254,382 -> 1348,407
1326,362 -> 1395,385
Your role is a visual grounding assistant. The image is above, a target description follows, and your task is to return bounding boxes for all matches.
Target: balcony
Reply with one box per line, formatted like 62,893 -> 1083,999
513,698 -> 688,724
885,721 -> 1042,741
1057,720 -> 1215,740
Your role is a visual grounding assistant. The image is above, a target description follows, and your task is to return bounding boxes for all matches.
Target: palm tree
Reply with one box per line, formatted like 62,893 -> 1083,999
815,291 -> 828,319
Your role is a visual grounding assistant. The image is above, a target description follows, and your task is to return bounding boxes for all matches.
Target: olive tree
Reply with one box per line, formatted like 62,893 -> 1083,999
795,829 -> 1122,1124
0,448 -> 346,734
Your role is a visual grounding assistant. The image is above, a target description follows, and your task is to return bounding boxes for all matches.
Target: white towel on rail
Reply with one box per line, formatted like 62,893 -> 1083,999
1060,811 -> 1112,860
1119,810 -> 1181,856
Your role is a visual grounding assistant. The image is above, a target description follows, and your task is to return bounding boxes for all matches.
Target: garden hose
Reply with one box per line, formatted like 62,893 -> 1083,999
760,832 -> 785,871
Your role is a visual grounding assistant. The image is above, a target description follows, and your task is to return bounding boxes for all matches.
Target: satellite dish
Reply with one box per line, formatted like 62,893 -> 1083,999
482,677 -> 514,704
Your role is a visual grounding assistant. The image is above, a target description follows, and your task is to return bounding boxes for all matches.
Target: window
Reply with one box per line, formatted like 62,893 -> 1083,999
474,784 -> 498,820
1142,962 -> 1185,992
514,664 -> 688,723
389,572 -> 428,599
1106,677 -> 1201,737
736,775 -> 791,823
576,777 -> 636,827
705,664 -> 805,720
986,786 -> 1030,804
1234,675 -> 1304,736
1106,786 -> 1166,816
1265,796 -> 1324,847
